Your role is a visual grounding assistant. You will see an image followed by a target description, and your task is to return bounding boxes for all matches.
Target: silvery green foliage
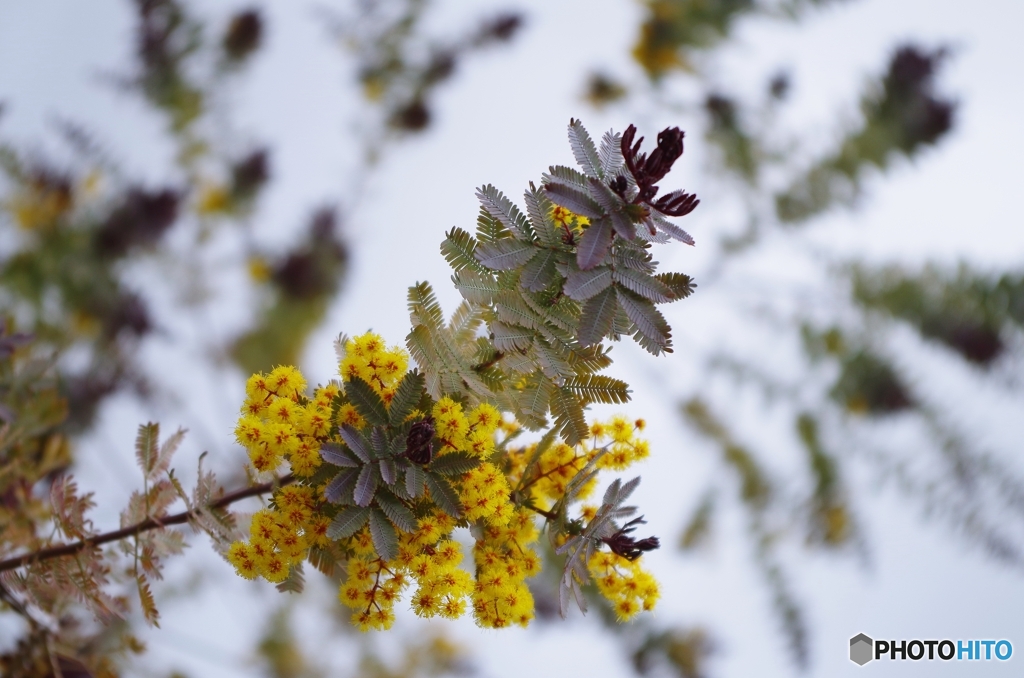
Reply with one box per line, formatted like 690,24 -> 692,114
317,370 -> 482,561
555,475 -> 642,616
407,120 -> 697,445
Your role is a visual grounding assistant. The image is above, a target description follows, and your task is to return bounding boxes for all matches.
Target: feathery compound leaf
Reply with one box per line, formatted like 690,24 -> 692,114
477,184 -> 533,241
368,509 -> 399,561
324,468 -> 359,504
353,463 -> 380,507
564,266 -> 613,301
491,320 -> 534,352
276,563 -> 305,594
379,457 -> 398,485
550,385 -> 589,446
588,177 -> 635,240
532,338 -> 573,380
524,184 -> 561,249
613,268 -> 675,303
575,217 -> 614,270
408,281 -> 445,330
578,286 -> 618,347
425,473 -> 463,518
453,270 -> 501,304
338,424 -> 372,463
327,506 -> 370,540
320,442 -> 359,468
520,248 -> 560,292
441,227 -> 487,273
388,370 -> 425,424
599,129 -> 625,179
448,300 -> 485,341
476,206 -> 508,243
519,377 -> 553,419
656,272 -> 697,300
345,377 -> 389,427
475,238 -> 538,271
494,291 -> 540,330
135,423 -> 160,477
563,374 -> 631,405
374,489 -> 417,532
544,183 -> 604,219
568,119 -> 603,179
405,464 -> 426,498
651,214 -> 695,245
153,427 -> 185,480
544,164 -> 591,192
137,576 -> 159,627
616,287 -> 673,354
428,451 -> 482,476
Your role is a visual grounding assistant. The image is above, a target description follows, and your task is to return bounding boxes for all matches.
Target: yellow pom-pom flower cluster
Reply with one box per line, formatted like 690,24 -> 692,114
228,331 -> 661,632
339,332 -> 408,406
472,509 -> 542,628
235,365 -> 333,476
338,512 -> 473,631
591,416 -> 650,471
226,485 -> 328,583
551,204 -> 590,235
588,551 -> 660,622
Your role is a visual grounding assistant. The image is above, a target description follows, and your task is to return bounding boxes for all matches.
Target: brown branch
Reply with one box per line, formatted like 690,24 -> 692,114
0,474 -> 295,574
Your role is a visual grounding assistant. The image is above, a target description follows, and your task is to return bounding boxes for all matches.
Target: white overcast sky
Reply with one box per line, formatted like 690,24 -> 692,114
2,0 -> 1024,677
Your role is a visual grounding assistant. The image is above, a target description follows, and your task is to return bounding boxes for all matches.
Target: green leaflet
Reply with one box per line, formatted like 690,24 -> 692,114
544,182 -> 604,220
475,238 -> 538,271
353,463 -> 380,507
616,287 -> 672,354
613,268 -> 675,303
550,385 -> 589,446
428,451 -> 482,476
441,227 -> 487,274
345,376 -> 389,426
520,248 -> 560,292
491,321 -> 534,352
563,374 -> 631,405
656,272 -> 697,300
368,509 -> 399,562
425,473 -> 463,518
453,270 -> 501,304
524,184 -> 562,249
564,266 -> 613,301
388,370 -> 425,424
476,184 -> 534,242
568,118 -> 604,179
578,286 -> 618,347
476,205 -> 509,243
575,217 -> 613,270
327,506 -> 370,540
374,489 -> 417,533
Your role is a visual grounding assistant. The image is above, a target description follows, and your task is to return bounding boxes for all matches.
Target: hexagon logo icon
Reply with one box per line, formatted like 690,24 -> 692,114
850,633 -> 873,666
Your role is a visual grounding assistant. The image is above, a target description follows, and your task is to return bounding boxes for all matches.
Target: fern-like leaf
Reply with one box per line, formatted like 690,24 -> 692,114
613,269 -> 675,303
374,489 -> 417,532
544,183 -> 604,219
345,377 -> 389,426
578,286 -> 618,347
616,287 -> 672,354
475,238 -> 538,271
564,266 -> 613,301
563,374 -> 631,405
135,423 -> 160,478
476,184 -> 533,241
575,217 -> 613,270
327,506 -> 370,539
568,118 -> 603,179
441,227 -> 487,273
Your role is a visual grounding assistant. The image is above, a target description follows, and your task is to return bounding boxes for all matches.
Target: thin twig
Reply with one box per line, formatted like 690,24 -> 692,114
0,474 -> 294,573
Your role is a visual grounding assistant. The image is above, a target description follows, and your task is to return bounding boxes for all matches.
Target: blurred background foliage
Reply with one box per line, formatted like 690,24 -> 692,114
1,0 -> 1021,676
